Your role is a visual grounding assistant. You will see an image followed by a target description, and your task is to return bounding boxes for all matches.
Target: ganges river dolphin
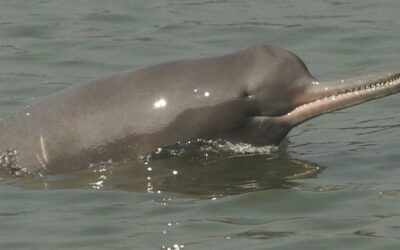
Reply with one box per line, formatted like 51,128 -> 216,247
0,44 -> 399,173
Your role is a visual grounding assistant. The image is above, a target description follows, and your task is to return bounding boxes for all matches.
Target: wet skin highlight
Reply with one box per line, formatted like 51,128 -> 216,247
0,45 -> 399,172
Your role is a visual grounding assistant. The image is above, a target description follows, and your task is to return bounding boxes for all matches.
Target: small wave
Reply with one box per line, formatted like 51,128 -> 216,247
0,149 -> 29,176
141,139 -> 279,162
215,140 -> 278,155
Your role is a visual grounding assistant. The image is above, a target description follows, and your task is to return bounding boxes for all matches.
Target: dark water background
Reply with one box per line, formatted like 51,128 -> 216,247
0,0 -> 400,249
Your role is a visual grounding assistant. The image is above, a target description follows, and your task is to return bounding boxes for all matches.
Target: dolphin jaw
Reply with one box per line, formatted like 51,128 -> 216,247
280,72 -> 400,126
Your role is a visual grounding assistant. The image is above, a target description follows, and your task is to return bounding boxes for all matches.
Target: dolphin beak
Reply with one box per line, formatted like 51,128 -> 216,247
281,70 -> 400,126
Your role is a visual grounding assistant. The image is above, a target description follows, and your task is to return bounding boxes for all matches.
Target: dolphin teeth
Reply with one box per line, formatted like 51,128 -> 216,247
300,74 -> 400,113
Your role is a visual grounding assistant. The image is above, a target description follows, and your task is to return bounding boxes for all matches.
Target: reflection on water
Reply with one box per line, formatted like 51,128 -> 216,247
3,144 -> 322,198
0,0 -> 399,248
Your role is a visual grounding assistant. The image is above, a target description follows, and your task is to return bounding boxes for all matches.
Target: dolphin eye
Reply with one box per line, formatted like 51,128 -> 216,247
241,91 -> 251,98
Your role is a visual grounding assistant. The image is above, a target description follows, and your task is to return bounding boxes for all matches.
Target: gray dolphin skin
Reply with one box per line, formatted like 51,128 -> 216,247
0,44 -> 399,172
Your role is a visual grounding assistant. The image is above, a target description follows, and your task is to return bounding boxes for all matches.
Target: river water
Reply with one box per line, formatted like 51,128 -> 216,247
0,0 -> 399,249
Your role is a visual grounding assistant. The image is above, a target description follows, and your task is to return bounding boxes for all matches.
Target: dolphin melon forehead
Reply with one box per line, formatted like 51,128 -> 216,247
241,45 -> 315,117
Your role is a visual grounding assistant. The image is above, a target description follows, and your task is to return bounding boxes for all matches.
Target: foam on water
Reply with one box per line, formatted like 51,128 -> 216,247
144,139 -> 279,162
0,0 -> 400,249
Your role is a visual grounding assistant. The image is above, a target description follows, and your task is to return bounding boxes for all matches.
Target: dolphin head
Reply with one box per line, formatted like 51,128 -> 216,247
239,45 -> 400,146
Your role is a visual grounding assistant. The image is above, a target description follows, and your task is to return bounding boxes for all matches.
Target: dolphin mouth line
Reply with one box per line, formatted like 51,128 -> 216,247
282,72 -> 400,126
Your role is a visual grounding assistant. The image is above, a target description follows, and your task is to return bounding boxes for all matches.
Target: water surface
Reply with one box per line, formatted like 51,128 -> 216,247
0,0 -> 400,249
